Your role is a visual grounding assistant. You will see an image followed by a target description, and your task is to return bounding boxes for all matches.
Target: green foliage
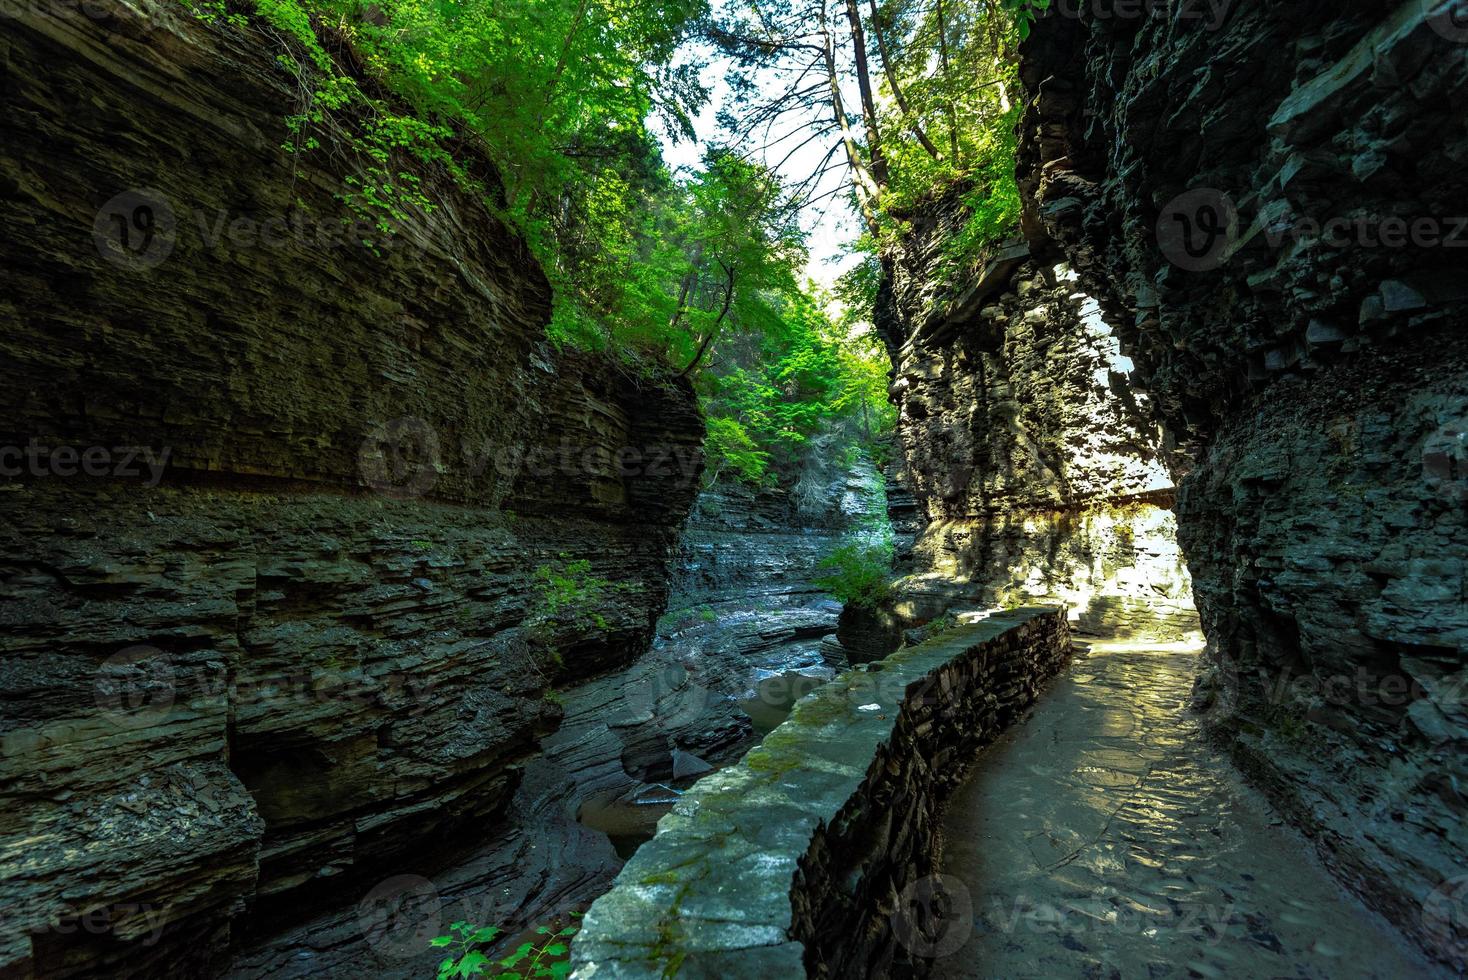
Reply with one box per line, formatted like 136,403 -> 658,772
185,0 -> 846,373
872,0 -> 1025,271
814,540 -> 895,611
700,287 -> 895,488
186,0 -> 897,496
1000,0 -> 1052,38
531,555 -> 611,631
814,462 -> 896,609
432,919 -> 578,980
704,416 -> 770,486
800,0 -> 1028,303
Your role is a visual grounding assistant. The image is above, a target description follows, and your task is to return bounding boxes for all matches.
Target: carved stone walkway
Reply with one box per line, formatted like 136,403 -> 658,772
930,639 -> 1441,979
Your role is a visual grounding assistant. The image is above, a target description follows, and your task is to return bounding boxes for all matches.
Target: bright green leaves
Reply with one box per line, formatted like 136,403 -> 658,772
814,539 -> 895,610
531,556 -> 613,633
837,0 -> 1027,284
706,416 -> 772,485
699,286 -> 894,490
432,917 -> 579,980
1000,0 -> 1051,38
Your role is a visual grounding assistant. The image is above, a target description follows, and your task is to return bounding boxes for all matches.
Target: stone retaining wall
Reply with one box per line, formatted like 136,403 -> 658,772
570,607 -> 1070,978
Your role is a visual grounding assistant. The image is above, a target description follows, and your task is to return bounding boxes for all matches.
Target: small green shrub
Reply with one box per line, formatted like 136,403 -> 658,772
814,540 -> 894,612
432,918 -> 578,979
531,555 -> 611,631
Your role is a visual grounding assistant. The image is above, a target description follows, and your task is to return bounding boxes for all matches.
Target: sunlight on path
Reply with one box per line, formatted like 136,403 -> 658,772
928,639 -> 1441,979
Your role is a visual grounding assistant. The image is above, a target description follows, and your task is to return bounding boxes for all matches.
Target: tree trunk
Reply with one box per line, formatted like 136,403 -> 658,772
820,7 -> 882,235
868,0 -> 940,159
935,0 -> 961,162
842,0 -> 889,187
678,262 -> 737,378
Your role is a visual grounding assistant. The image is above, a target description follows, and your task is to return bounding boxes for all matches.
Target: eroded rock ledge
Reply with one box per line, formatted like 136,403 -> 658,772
878,186 -> 1198,640
570,608 -> 1070,979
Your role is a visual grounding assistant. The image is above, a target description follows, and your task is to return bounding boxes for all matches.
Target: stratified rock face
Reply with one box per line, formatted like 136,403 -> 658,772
226,466 -> 877,979
0,4 -> 701,977
1018,1 -> 1467,965
881,188 -> 1197,638
671,459 -> 883,602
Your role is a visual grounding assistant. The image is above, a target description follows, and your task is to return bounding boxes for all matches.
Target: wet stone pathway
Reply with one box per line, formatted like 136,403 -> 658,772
928,638 -> 1442,979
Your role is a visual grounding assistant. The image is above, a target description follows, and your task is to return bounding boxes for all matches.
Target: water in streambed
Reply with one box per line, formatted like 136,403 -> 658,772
573,600 -> 840,857
926,638 -> 1444,979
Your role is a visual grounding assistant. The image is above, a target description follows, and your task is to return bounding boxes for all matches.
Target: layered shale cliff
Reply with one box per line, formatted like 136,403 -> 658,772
0,4 -> 702,976
880,192 -> 1198,641
1017,0 -> 1468,966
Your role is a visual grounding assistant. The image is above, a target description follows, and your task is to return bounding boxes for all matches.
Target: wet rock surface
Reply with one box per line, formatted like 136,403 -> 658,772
933,637 -> 1443,979
570,608 -> 1071,980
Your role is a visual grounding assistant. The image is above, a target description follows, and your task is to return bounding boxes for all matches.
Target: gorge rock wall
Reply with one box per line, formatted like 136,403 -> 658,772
224,464 -> 882,979
0,4 -> 702,976
670,460 -> 883,605
880,190 -> 1197,640
1018,0 -> 1468,965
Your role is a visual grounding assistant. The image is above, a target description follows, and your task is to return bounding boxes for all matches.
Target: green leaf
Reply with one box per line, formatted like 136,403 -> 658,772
455,950 -> 490,977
